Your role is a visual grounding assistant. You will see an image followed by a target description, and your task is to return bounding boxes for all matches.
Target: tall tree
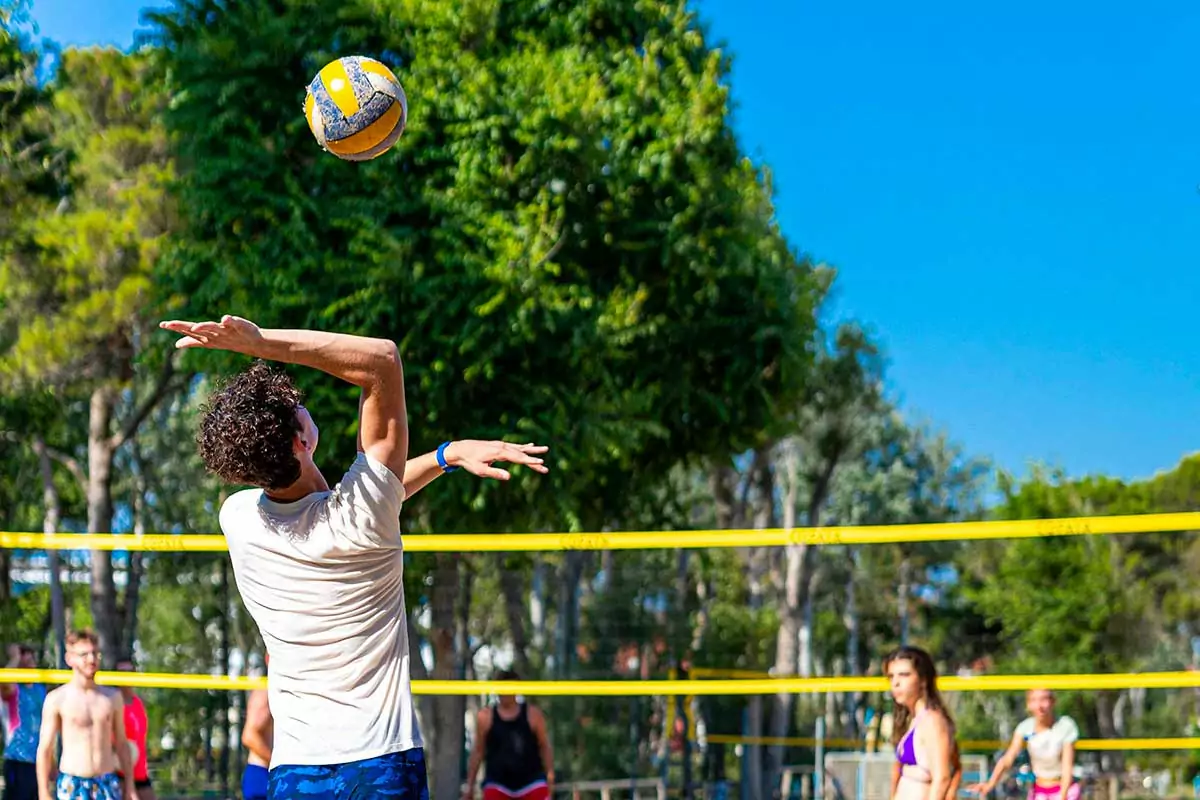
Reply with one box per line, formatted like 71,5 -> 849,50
151,0 -> 820,793
765,322 -> 882,797
0,45 -> 185,658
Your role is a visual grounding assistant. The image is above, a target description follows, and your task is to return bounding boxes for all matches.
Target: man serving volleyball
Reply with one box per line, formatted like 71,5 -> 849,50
159,314 -> 548,799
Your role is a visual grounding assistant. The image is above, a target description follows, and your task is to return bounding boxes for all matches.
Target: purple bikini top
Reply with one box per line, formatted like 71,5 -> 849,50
896,724 -> 918,766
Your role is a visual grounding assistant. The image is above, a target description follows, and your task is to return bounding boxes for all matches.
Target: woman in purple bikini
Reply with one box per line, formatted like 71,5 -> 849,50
885,646 -> 960,800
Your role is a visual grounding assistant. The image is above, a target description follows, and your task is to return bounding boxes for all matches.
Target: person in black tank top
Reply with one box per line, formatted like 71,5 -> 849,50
463,671 -> 554,800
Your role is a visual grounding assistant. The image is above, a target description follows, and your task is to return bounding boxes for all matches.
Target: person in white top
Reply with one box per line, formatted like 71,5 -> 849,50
159,315 -> 549,799
969,689 -> 1079,800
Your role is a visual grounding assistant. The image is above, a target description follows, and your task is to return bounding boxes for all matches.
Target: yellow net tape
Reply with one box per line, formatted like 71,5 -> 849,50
4,670 -> 1200,694
2,511 -> 1198,552
704,734 -> 1200,752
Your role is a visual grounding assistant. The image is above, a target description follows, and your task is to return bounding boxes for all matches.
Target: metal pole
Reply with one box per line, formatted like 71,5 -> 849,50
814,716 -> 825,800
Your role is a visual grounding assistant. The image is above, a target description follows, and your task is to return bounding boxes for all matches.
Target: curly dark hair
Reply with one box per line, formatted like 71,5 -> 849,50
197,361 -> 304,490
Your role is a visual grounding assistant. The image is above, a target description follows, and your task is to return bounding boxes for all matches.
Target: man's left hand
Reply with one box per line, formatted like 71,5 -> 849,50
444,441 -> 549,480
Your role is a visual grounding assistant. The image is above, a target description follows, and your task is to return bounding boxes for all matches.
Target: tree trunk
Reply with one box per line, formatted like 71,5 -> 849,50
799,576 -> 816,680
674,549 -> 690,653
844,549 -> 861,738
409,607 -> 435,748
555,551 -> 585,678
1129,687 -> 1146,723
530,557 -> 546,652
736,450 -> 775,800
33,437 -> 68,668
897,555 -> 911,645
745,696 -> 764,800
675,549 -> 693,800
1095,692 -> 1125,772
711,463 -> 737,529
431,554 -> 463,800
122,441 -> 149,657
458,558 -> 473,678
766,456 -> 831,800
691,570 -> 711,654
88,384 -> 121,660
496,554 -> 532,675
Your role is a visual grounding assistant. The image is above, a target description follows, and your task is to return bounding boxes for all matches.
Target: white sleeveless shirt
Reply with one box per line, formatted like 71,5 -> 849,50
220,453 -> 422,767
1015,716 -> 1078,779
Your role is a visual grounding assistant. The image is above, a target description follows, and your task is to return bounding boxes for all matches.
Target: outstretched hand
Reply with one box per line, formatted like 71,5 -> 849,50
159,315 -> 263,353
444,440 -> 549,481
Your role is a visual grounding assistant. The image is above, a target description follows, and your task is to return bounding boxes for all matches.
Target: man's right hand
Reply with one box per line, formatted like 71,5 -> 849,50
461,787 -> 475,800
160,315 -> 264,353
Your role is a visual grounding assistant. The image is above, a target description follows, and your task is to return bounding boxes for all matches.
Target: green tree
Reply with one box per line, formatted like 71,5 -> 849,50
0,45 -> 187,659
151,0 -> 820,794
963,457 -> 1200,768
764,322 -> 883,794
0,0 -> 49,191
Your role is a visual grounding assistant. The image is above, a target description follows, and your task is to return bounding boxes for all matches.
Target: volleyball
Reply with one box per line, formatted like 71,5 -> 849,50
304,56 -> 407,162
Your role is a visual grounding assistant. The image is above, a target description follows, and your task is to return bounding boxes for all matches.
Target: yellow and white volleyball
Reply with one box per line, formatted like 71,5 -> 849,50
304,56 -> 407,162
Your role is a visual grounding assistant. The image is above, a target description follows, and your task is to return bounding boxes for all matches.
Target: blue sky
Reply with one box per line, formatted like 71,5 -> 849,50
25,0 -> 1200,482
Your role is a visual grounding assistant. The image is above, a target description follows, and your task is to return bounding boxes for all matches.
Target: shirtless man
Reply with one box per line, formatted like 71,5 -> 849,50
240,655 -> 273,800
35,631 -> 137,800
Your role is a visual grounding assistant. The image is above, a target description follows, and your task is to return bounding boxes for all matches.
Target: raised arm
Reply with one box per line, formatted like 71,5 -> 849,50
160,316 -> 408,479
402,440 -> 550,498
36,692 -> 61,800
969,730 -> 1025,795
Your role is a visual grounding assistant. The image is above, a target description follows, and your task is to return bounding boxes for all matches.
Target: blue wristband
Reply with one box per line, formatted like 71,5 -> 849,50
436,441 -> 459,473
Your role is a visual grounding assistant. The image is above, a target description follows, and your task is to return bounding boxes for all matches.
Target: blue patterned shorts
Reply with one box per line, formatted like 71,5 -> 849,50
55,772 -> 120,800
268,748 -> 428,799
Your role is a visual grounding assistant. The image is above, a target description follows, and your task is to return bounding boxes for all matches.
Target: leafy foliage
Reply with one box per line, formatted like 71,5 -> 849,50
0,45 -> 172,384
149,0 -> 819,536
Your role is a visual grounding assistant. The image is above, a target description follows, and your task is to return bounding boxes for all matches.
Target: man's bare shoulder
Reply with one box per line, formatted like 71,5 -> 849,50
43,685 -> 66,707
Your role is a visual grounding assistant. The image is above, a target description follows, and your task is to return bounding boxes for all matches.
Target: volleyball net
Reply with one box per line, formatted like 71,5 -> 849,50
3,509 -> 1199,795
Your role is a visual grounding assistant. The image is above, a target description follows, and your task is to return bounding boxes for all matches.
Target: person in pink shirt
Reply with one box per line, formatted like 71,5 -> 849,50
114,659 -> 156,800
